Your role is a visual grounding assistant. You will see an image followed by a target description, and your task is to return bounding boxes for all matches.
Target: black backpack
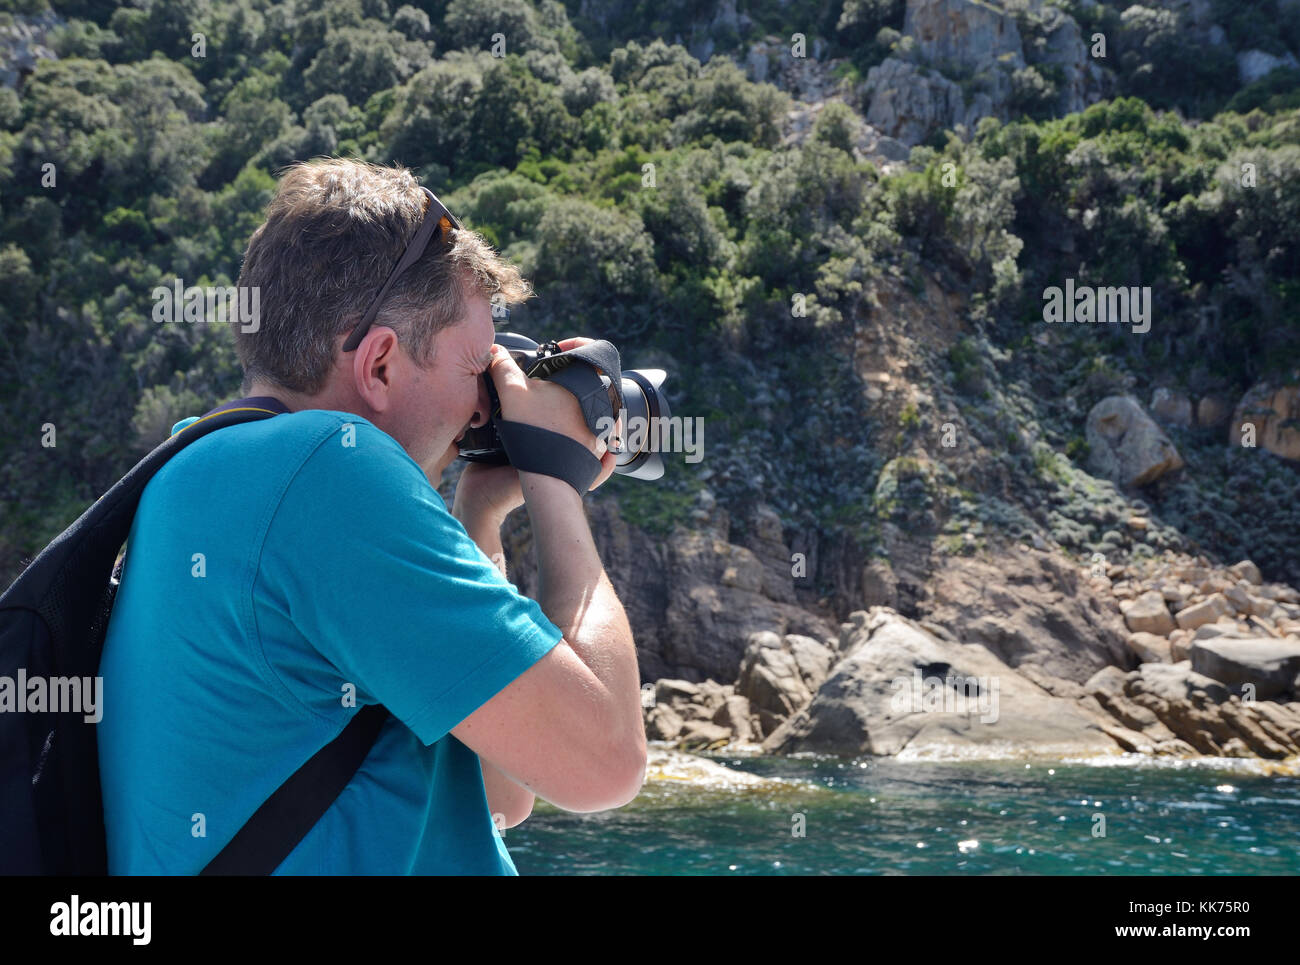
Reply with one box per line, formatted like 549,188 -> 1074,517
0,398 -> 388,875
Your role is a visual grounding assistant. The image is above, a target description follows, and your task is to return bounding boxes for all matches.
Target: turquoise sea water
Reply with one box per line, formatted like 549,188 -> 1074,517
505,753 -> 1300,875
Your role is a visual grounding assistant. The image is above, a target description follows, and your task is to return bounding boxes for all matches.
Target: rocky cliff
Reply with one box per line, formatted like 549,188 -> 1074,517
493,220 -> 1300,764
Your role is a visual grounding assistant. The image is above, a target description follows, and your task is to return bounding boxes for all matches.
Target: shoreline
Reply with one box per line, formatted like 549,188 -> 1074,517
645,741 -> 1300,779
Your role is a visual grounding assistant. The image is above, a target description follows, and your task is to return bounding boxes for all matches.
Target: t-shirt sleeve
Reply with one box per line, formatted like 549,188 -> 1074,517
257,417 -> 563,746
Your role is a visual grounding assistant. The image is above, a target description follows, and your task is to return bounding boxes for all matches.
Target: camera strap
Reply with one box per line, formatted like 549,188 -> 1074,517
492,419 -> 603,494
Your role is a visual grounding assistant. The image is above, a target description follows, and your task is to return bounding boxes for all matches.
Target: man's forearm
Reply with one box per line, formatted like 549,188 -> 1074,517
459,511 -> 509,579
454,504 -> 536,823
519,473 -> 645,757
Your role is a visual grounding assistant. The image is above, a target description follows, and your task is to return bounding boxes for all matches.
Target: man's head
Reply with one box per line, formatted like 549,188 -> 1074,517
234,158 -> 532,477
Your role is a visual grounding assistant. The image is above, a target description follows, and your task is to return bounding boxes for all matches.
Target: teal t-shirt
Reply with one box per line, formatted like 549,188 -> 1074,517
97,408 -> 562,874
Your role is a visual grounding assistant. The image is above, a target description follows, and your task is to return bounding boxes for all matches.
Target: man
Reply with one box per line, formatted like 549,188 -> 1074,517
97,158 -> 647,874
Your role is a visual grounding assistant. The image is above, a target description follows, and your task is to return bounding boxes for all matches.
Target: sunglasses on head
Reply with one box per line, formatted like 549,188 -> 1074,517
343,186 -> 494,352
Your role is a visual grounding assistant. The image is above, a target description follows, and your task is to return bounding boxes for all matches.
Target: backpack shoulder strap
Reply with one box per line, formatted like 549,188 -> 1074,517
200,704 -> 390,875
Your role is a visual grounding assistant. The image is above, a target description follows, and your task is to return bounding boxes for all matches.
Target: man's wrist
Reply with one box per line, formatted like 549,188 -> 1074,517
519,470 -> 586,507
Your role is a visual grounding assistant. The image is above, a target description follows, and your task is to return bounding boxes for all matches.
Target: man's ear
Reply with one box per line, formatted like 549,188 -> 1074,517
351,326 -> 400,414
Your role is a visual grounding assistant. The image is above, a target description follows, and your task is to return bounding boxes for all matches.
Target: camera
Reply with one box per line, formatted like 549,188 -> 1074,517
457,332 -> 671,480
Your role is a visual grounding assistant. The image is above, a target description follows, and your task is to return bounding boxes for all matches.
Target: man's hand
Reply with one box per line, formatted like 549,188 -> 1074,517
485,337 -> 617,467
453,462 -> 525,528
455,336 -> 616,528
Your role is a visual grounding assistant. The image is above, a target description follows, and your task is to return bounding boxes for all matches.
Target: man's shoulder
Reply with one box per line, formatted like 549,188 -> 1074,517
148,408 -> 433,531
173,408 -> 413,474
275,409 -> 427,484
267,409 -> 403,456
242,410 -> 448,532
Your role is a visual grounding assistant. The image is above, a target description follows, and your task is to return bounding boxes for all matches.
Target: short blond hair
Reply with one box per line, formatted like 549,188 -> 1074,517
234,158 -> 532,394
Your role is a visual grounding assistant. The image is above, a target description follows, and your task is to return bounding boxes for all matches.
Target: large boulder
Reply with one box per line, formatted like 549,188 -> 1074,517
1190,638 -> 1300,700
1082,666 -> 1181,751
0,12 -> 60,89
1086,395 -> 1185,487
1231,379 -> 1300,461
1121,590 -> 1176,636
735,631 -> 818,736
785,634 -> 835,690
646,703 -> 685,741
763,608 -> 1119,758
1229,560 -> 1263,586
712,694 -> 755,743
1174,593 -> 1233,631
1126,631 -> 1172,664
1195,394 -> 1233,428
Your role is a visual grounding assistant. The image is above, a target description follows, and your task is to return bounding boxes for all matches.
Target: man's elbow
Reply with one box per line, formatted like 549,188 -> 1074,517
620,740 -> 649,804
593,737 -> 648,811
543,738 -> 646,813
499,801 -> 534,829
486,788 -> 534,830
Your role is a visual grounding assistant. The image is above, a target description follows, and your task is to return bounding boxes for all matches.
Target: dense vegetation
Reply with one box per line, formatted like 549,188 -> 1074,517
1,0 -> 1298,590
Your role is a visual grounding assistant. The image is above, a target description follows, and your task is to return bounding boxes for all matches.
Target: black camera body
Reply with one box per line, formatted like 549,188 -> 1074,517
457,332 -> 670,480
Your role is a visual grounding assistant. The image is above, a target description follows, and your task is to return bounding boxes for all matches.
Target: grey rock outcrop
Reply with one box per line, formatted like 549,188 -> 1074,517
1126,631 -> 1172,664
920,547 -> 1132,690
862,57 -> 972,146
0,12 -> 60,89
1040,8 -> 1105,115
762,607 -> 1118,758
1086,661 -> 1300,759
736,630 -> 836,737
639,548 -> 1300,760
904,0 -> 1024,74
505,496 -> 832,684
1121,589 -> 1177,636
862,0 -> 1104,145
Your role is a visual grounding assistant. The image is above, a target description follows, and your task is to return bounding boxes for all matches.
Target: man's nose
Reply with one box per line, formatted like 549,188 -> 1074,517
470,375 -> 493,429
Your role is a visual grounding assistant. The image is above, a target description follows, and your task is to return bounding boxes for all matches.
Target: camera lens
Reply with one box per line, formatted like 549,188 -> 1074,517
616,369 -> 669,480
